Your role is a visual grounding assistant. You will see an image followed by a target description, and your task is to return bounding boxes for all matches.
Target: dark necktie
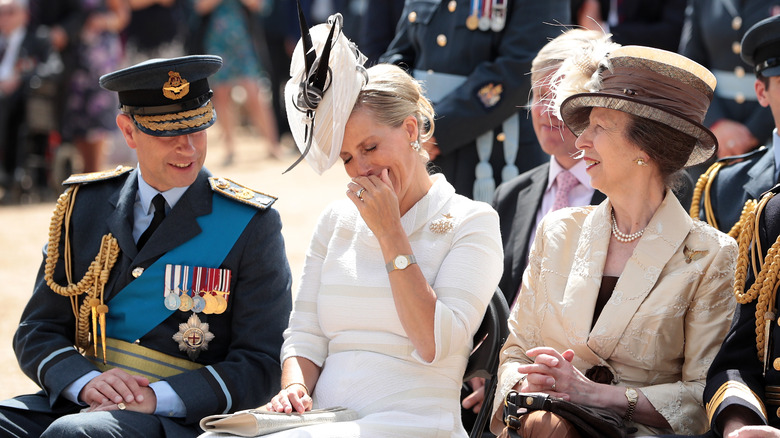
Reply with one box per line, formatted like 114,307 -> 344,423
137,193 -> 166,250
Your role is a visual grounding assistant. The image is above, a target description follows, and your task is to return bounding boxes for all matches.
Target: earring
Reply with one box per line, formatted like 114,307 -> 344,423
635,158 -> 648,166
411,140 -> 421,152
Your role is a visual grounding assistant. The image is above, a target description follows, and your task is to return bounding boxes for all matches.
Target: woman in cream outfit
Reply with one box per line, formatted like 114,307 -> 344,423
263,14 -> 503,437
490,44 -> 738,436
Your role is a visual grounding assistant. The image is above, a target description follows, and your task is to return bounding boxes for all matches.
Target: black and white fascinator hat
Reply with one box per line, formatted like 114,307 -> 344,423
284,5 -> 368,174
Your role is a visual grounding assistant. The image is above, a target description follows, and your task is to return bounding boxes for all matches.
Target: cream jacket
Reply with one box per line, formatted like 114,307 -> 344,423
491,191 -> 737,436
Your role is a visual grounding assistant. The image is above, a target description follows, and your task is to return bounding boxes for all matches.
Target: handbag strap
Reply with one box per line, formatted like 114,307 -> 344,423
503,391 -> 553,428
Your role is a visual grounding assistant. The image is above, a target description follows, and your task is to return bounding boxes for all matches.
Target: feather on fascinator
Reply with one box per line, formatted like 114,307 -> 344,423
552,42 -> 718,167
283,6 -> 368,174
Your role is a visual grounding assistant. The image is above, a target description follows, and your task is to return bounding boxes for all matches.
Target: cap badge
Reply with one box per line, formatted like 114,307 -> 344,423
163,71 -> 190,100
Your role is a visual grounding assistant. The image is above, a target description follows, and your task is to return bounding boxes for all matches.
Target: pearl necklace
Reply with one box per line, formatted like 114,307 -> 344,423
611,209 -> 645,243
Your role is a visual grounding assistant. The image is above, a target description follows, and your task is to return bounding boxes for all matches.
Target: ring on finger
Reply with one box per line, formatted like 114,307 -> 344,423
117,402 -> 126,410
552,382 -> 556,391
356,187 -> 366,200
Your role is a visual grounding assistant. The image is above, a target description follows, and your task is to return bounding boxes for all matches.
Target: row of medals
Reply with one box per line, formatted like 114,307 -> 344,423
163,265 -> 230,315
165,288 -> 228,314
464,0 -> 507,32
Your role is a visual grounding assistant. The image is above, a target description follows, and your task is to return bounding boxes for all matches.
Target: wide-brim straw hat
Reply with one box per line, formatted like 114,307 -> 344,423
283,13 -> 367,174
558,46 -> 717,167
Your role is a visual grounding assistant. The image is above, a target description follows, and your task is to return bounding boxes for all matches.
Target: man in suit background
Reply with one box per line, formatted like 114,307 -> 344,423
0,55 -> 292,437
490,29 -> 609,308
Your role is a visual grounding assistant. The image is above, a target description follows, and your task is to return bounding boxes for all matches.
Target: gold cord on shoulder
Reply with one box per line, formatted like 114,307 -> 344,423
731,192 -> 780,362
690,161 -> 726,227
44,186 -> 119,361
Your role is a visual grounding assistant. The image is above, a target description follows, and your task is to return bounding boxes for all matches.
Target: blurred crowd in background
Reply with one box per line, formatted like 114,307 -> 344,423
0,0 -> 774,206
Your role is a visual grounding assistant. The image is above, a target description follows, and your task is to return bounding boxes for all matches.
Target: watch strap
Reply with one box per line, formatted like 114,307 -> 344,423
623,387 -> 637,422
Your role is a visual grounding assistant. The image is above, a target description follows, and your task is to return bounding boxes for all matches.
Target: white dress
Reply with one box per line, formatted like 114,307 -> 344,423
272,175 -> 503,437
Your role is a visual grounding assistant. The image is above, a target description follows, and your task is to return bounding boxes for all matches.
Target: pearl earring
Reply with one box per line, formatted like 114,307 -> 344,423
635,158 -> 647,166
411,140 -> 421,152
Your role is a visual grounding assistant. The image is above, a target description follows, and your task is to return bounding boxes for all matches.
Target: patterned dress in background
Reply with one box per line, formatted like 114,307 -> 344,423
62,0 -> 121,142
201,0 -> 264,85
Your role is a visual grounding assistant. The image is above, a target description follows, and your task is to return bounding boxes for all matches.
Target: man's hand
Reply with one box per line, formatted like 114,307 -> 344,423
462,377 -> 486,413
85,385 -> 157,414
79,368 -> 150,408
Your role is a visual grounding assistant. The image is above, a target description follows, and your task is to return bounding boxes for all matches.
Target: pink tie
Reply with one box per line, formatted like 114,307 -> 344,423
552,171 -> 579,211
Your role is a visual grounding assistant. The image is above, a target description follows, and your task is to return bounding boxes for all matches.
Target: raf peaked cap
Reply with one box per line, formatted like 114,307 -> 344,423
99,55 -> 222,136
742,15 -> 780,77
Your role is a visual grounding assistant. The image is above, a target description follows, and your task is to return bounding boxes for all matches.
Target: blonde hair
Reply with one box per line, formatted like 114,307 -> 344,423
352,64 -> 436,154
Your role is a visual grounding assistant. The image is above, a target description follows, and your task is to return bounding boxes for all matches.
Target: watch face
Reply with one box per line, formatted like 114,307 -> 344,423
395,255 -> 409,270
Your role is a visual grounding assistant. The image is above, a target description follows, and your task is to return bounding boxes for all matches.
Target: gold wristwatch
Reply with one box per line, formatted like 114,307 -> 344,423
386,254 -> 417,273
623,387 -> 638,422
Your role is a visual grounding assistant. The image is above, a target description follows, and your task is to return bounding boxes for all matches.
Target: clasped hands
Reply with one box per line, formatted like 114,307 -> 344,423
462,346 -> 596,413
80,368 -> 156,413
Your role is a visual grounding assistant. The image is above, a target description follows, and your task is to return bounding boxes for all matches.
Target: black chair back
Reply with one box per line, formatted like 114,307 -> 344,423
464,288 -> 510,438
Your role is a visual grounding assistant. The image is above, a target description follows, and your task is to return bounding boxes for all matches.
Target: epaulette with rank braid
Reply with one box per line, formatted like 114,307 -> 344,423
690,148 -> 766,237
63,165 -> 133,186
208,177 -> 277,210
732,184 -> 780,364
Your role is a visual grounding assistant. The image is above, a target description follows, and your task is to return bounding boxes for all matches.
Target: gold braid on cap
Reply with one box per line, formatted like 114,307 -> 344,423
44,186 -> 119,361
731,191 -> 780,362
133,101 -> 213,132
690,158 -> 752,238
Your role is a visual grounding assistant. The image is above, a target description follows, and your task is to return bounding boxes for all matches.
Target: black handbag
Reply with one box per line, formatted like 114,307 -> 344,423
503,391 -> 636,438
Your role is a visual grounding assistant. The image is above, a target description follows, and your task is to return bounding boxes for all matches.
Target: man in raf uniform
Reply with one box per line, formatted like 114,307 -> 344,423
691,13 -> 780,238
703,16 -> 780,437
0,55 -> 292,437
380,0 -> 569,202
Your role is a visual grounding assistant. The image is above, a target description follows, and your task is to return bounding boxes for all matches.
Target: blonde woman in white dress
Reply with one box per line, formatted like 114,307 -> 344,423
262,14 -> 503,437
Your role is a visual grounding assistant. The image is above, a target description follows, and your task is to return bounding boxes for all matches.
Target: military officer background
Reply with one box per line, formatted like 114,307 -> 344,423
380,0 -> 570,202
680,0 -> 779,183
691,11 -> 780,237
0,55 -> 292,437
699,16 -> 780,437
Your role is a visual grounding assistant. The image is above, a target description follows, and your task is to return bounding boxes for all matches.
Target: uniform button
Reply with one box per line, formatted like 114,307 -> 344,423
448,0 -> 457,12
496,132 -> 506,142
735,66 -> 745,78
776,406 -> 780,418
732,16 -> 742,31
732,41 -> 741,55
132,267 -> 144,278
774,358 -> 780,371
437,34 -> 447,47
408,11 -> 417,23
735,92 -> 746,104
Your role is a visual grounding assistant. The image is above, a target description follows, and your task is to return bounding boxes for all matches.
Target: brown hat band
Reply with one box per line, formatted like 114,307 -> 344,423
598,66 -> 711,126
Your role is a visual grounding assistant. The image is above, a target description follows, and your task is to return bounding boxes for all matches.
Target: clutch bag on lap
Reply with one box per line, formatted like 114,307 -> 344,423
503,392 -> 635,438
199,406 -> 359,437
